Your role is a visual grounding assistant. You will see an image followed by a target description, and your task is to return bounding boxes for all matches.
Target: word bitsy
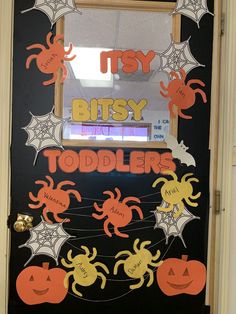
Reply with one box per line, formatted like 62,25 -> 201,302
72,98 -> 147,122
43,149 -> 176,174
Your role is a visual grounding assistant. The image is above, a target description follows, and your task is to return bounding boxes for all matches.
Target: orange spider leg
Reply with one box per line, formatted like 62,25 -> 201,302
178,108 -> 192,120
194,88 -> 207,103
160,90 -> 170,98
53,212 -> 70,223
65,43 -> 73,54
29,202 -> 43,209
57,180 -> 75,189
67,190 -> 81,202
104,219 -> 112,237
59,63 -> 67,83
64,43 -> 76,61
92,212 -> 106,220
179,68 -> 187,81
46,176 -> 54,188
42,207 -> 53,224
93,202 -> 104,212
160,81 -> 168,91
187,79 -> 205,87
46,32 -> 53,47
26,44 -> 45,51
26,55 -> 38,69
103,190 -> 115,199
35,180 -> 49,188
114,187 -> 121,200
53,34 -> 64,44
43,72 -> 58,86
168,100 -> 177,117
114,226 -> 128,239
64,55 -> 76,62
29,191 -> 39,202
123,196 -> 140,204
130,205 -> 143,220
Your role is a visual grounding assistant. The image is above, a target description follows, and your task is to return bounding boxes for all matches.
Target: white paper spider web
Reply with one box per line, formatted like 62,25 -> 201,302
152,201 -> 200,248
158,36 -> 204,75
19,217 -> 72,266
172,0 -> 214,28
21,0 -> 82,27
22,108 -> 66,165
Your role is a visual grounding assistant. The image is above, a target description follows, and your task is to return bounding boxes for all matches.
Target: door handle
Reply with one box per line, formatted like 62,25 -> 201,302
13,214 -> 34,232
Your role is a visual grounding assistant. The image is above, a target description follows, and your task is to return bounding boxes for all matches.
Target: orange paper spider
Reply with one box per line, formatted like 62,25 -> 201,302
92,187 -> 143,238
29,176 -> 81,224
160,68 -> 207,119
26,32 -> 76,86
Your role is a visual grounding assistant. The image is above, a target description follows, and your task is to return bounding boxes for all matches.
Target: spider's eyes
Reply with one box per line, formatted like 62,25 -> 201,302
168,268 -> 175,276
29,275 -> 34,281
183,268 -> 190,276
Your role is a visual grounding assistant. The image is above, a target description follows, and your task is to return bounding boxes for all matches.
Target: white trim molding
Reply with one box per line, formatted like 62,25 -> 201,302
0,0 -> 13,313
213,0 -> 236,313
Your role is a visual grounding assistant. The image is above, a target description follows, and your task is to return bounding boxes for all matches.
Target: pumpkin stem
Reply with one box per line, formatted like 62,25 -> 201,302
181,255 -> 188,261
42,262 -> 50,269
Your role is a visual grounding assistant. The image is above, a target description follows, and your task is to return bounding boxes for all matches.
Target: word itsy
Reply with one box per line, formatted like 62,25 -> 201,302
100,50 -> 156,74
43,149 -> 176,174
72,98 -> 147,122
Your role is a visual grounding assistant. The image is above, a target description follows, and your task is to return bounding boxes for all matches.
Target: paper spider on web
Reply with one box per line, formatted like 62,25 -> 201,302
21,0 -> 82,27
158,36 -> 204,76
152,201 -> 200,248
22,108 -> 67,165
172,0 -> 214,28
19,217 -> 72,266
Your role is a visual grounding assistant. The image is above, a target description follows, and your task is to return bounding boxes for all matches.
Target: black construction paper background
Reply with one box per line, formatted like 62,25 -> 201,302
9,0 -> 214,313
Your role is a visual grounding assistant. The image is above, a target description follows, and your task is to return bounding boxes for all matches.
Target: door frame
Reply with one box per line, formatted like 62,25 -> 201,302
0,0 -> 234,313
0,0 -> 13,313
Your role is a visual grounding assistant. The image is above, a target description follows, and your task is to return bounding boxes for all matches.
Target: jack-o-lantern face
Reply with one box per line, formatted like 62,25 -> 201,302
16,262 -> 68,305
156,255 -> 206,296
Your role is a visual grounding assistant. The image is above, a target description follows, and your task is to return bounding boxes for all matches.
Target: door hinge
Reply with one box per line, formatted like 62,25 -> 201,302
215,190 -> 224,213
221,13 -> 225,36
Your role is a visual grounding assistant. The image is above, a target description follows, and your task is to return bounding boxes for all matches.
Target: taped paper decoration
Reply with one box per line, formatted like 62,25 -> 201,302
172,0 -> 214,28
16,262 -> 68,305
22,0 -> 82,27
29,175 -> 81,224
156,255 -> 207,295
160,68 -> 207,119
61,248 -> 109,297
26,32 -> 76,86
158,37 -> 204,75
114,239 -> 163,290
92,187 -> 143,238
19,217 -> 72,266
165,135 -> 196,167
152,201 -> 200,248
152,170 -> 201,218
22,108 -> 66,165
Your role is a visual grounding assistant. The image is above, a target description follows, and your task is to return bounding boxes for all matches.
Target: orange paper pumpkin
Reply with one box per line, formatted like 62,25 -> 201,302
156,255 -> 206,296
16,262 -> 68,305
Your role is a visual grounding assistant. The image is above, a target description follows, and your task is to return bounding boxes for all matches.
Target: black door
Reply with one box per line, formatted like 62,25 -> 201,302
9,1 -> 214,313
